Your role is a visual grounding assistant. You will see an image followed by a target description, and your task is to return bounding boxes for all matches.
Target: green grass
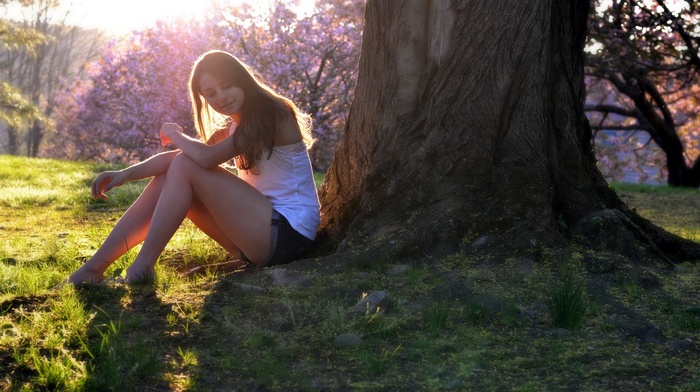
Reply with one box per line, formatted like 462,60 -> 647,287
548,261 -> 588,330
612,182 -> 700,242
1,154 -> 700,391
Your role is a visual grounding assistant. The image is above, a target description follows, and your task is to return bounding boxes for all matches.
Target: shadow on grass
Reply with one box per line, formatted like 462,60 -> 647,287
74,283 -> 172,390
188,265 -> 317,391
73,263 -> 268,391
61,285 -> 174,391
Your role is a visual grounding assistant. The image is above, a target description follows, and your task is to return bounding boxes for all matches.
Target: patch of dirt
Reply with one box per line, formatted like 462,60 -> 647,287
0,294 -> 48,315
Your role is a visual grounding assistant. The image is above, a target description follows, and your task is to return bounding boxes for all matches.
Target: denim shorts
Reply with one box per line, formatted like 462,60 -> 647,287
242,209 -> 314,267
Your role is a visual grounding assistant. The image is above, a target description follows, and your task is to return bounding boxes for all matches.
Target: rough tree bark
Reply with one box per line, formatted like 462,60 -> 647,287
317,0 -> 700,264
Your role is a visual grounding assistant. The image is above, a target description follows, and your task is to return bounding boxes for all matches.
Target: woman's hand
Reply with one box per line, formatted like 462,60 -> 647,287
160,123 -> 184,146
91,171 -> 127,200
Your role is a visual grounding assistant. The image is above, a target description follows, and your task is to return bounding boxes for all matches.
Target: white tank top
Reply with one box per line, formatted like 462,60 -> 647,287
237,141 -> 321,240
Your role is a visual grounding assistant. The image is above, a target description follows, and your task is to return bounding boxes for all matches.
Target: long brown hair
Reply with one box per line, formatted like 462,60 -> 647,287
189,50 -> 313,170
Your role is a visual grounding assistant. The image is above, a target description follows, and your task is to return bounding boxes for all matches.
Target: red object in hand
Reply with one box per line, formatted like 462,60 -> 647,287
160,128 -> 172,146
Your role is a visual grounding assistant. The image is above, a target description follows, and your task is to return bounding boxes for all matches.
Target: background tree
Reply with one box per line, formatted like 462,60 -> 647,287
0,0 -> 104,156
0,2 -> 45,144
45,21 -> 208,162
47,0 -> 363,169
586,0 -> 700,187
213,0 -> 364,170
318,0 -> 700,264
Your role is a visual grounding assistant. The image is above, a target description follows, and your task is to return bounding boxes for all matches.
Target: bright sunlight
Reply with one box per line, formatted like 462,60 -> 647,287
61,0 -> 315,35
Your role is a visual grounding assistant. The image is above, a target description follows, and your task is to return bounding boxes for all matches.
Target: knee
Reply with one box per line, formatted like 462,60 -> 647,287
168,153 -> 200,176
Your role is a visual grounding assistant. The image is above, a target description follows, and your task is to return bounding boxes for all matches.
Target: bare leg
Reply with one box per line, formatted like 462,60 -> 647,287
66,177 -> 239,284
187,199 -> 242,257
126,154 -> 272,280
65,176 -> 167,285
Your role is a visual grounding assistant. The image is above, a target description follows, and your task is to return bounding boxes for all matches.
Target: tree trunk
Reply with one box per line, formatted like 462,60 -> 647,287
26,120 -> 43,157
606,74 -> 700,188
664,137 -> 700,188
318,0 -> 700,263
6,126 -> 19,155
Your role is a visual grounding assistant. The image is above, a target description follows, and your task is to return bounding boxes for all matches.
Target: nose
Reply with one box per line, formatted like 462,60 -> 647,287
210,89 -> 221,102
215,89 -> 230,104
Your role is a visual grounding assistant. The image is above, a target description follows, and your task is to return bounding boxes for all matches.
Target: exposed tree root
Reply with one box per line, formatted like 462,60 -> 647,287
572,209 -> 700,269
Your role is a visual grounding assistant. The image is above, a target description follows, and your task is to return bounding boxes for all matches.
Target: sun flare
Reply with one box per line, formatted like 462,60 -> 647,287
63,0 -> 315,35
65,0 -> 221,34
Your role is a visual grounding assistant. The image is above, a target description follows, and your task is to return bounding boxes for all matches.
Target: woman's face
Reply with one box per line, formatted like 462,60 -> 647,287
199,72 -> 245,117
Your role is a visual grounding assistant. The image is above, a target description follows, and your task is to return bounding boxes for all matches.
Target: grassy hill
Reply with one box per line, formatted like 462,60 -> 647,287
1,155 -> 699,391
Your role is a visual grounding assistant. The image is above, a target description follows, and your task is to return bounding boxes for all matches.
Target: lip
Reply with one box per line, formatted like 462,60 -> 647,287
220,101 -> 236,112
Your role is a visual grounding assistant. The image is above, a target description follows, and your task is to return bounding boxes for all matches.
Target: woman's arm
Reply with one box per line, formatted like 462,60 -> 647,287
161,123 -> 238,169
120,150 -> 180,180
92,150 -> 179,199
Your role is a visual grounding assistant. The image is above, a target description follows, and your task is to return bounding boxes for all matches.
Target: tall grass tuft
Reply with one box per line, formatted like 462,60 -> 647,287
548,265 -> 588,330
423,300 -> 450,332
29,347 -> 86,390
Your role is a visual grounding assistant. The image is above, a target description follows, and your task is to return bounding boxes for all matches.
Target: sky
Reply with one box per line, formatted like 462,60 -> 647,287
6,0 -> 316,36
65,0 -> 215,34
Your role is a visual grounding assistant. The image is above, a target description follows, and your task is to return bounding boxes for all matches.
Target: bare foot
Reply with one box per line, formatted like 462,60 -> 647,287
65,266 -> 105,286
125,266 -> 155,283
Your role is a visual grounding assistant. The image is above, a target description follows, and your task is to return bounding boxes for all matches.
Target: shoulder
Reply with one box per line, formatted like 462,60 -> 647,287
207,128 -> 229,145
274,109 -> 303,146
